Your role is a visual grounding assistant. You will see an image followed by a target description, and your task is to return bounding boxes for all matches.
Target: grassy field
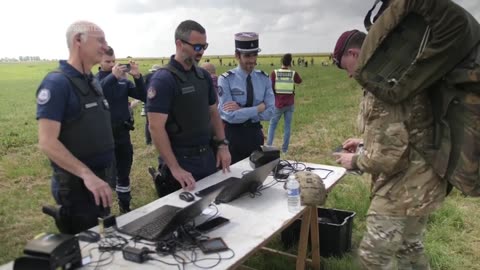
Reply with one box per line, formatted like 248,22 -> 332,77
0,56 -> 479,269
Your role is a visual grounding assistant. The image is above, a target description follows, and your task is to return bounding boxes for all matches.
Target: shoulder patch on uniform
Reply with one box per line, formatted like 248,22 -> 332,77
147,86 -> 157,99
218,86 -> 223,97
221,71 -> 234,78
256,70 -> 269,77
37,88 -> 51,105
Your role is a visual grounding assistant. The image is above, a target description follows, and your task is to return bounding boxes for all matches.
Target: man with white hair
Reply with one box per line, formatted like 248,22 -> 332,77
36,21 -> 114,234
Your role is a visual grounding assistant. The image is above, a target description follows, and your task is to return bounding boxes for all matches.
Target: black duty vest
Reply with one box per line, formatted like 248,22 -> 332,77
161,64 -> 211,145
48,71 -> 114,160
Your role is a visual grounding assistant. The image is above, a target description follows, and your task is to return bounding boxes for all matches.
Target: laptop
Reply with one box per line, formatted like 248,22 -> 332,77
195,158 -> 280,204
117,187 -> 223,241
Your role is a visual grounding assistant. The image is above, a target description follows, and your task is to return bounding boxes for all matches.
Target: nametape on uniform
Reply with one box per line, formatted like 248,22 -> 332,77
181,86 -> 195,94
85,102 -> 98,109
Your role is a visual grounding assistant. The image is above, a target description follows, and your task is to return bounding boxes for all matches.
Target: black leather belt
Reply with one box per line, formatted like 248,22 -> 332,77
173,145 -> 210,156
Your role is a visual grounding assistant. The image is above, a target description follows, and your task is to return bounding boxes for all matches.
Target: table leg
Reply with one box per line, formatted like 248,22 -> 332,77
310,207 -> 320,269
296,207 -> 312,270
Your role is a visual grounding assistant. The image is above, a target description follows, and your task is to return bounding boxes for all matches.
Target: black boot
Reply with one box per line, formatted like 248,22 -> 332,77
118,201 -> 131,214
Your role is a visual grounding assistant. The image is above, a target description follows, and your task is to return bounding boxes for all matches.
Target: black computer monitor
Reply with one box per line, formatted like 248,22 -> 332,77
215,158 -> 280,203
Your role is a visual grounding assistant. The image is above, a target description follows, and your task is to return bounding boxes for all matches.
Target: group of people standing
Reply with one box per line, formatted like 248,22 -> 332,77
35,19 -> 301,235
35,0 -> 478,268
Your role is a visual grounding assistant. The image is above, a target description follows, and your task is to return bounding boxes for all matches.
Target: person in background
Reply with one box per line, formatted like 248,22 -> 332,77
218,32 -> 275,164
201,62 -> 218,91
266,53 -> 302,154
96,46 -> 146,213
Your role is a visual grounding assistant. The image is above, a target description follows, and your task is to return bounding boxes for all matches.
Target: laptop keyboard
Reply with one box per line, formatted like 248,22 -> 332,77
119,205 -> 180,240
133,217 -> 171,240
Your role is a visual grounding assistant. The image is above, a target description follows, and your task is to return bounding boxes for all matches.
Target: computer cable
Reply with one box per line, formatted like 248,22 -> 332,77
83,246 -> 115,270
305,167 -> 334,179
170,246 -> 235,269
146,228 -> 236,269
190,248 -> 235,269
97,233 -> 128,252
148,256 -> 182,270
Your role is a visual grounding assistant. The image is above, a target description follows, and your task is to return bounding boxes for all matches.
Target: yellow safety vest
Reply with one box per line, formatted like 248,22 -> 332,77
274,69 -> 295,94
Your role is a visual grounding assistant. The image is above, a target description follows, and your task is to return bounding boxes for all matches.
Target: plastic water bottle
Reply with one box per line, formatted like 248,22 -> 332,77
286,174 -> 301,213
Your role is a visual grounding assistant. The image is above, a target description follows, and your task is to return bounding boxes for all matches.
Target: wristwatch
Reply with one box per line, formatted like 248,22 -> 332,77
215,138 -> 230,146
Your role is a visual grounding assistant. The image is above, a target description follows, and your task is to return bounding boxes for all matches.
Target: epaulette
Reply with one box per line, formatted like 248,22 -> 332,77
255,70 -> 269,77
221,71 -> 234,78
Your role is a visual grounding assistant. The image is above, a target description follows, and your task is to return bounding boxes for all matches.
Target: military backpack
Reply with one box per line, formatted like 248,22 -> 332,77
355,0 -> 480,196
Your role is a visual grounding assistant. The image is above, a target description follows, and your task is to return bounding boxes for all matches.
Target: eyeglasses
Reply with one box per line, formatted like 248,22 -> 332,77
181,40 -> 209,52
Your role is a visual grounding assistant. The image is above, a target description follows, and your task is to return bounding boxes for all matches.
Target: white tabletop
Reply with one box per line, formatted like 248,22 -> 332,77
1,159 -> 346,270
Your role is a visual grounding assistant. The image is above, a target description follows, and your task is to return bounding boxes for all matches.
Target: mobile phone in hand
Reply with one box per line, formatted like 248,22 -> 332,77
121,63 -> 131,72
195,217 -> 230,233
333,146 -> 344,153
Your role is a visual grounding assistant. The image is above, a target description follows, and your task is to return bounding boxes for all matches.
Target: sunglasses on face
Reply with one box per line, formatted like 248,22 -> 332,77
181,40 -> 209,52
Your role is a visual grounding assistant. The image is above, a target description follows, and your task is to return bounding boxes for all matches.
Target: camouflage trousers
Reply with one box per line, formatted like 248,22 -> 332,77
358,215 -> 430,270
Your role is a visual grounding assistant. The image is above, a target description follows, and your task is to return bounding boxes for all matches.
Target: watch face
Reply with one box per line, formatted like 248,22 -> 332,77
217,139 -> 229,146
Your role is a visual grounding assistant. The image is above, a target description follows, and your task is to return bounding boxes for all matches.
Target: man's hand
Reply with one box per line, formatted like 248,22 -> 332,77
170,166 -> 196,191
216,146 -> 231,173
333,152 -> 355,170
256,102 -> 266,113
223,101 -> 241,112
342,138 -> 363,153
128,61 -> 141,79
82,173 -> 113,208
112,63 -> 127,79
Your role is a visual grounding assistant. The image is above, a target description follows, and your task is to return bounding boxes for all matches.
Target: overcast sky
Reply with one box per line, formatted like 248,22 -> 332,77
1,0 -> 479,59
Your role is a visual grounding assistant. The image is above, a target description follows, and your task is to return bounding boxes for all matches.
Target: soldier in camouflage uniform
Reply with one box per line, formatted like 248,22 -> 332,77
332,30 -> 447,269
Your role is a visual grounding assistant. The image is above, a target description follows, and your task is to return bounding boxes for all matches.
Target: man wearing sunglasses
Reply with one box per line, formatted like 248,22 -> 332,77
146,20 -> 231,197
218,32 -> 275,164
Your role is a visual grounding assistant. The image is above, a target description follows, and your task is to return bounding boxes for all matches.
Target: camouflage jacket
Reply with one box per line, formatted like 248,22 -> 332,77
353,91 -> 446,216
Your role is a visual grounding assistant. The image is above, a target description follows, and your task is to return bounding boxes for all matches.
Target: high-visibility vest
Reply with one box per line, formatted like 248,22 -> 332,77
274,69 -> 295,94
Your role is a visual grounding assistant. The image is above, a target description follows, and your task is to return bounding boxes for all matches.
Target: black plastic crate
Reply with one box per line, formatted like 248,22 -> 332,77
281,207 -> 356,257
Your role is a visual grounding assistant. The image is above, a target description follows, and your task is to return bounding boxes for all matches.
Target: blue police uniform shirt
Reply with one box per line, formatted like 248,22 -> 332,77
217,66 -> 275,124
145,55 -> 217,146
95,71 -> 146,125
36,60 -> 114,169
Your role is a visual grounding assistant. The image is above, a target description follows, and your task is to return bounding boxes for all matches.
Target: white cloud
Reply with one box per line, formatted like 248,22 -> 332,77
0,0 -> 478,59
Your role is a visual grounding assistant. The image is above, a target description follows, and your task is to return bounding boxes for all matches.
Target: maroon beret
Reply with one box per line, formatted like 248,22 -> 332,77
333,30 -> 359,69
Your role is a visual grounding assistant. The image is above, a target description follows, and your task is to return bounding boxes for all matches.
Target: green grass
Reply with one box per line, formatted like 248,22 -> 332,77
0,58 -> 479,269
